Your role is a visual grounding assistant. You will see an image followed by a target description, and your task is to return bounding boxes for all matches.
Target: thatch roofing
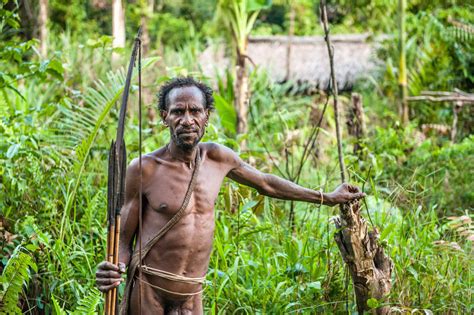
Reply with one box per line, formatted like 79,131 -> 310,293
199,34 -> 386,90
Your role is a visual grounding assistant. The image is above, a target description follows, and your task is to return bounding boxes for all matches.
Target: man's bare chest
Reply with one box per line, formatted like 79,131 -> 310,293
143,159 -> 227,216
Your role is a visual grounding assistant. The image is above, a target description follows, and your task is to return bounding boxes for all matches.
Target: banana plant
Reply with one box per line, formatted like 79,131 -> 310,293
216,0 -> 271,136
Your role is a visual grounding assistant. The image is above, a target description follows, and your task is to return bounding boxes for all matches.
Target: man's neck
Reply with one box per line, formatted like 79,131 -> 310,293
167,141 -> 198,168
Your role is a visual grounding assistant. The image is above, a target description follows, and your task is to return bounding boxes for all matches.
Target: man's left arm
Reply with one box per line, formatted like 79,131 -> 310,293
224,149 -> 364,206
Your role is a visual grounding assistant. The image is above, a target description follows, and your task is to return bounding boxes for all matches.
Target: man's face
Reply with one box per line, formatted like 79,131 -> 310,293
161,86 -> 209,151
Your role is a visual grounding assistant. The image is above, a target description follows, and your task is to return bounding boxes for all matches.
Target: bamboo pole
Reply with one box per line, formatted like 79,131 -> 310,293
111,215 -> 121,314
106,224 -> 115,314
398,0 -> 409,124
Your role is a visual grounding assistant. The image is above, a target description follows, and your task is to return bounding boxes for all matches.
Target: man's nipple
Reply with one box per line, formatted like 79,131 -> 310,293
157,203 -> 167,212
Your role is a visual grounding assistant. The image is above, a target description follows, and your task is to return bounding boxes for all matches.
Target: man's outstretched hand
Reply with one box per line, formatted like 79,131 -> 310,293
96,261 -> 126,292
325,183 -> 366,207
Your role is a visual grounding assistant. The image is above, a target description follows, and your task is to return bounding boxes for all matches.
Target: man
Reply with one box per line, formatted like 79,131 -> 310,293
96,77 -> 365,314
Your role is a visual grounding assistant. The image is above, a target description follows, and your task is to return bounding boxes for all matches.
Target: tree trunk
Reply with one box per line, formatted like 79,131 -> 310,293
334,201 -> 393,314
346,93 -> 366,155
140,0 -> 153,54
38,0 -> 48,57
112,0 -> 126,62
235,51 -> 249,137
19,0 -> 35,41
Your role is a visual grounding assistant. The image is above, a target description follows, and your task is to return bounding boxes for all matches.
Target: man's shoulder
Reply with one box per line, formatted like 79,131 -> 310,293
200,142 -> 239,164
127,147 -> 166,176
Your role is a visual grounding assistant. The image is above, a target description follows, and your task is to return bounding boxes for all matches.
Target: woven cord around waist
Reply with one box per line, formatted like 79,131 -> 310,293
140,265 -> 206,285
135,275 -> 204,297
120,147 -> 201,315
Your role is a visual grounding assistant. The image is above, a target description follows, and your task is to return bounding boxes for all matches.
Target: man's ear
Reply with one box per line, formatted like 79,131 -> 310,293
205,109 -> 210,126
160,110 -> 168,126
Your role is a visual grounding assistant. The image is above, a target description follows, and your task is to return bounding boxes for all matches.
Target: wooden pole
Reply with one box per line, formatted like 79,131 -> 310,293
320,0 -> 345,183
320,1 -> 393,313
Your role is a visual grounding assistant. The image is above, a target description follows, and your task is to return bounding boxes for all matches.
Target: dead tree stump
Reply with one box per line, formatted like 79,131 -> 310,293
334,200 -> 393,314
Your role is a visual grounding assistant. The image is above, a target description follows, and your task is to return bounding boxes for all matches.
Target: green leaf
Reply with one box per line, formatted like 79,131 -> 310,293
307,281 -> 322,290
367,298 -> 380,308
51,295 -> 67,315
71,288 -> 101,315
46,59 -> 64,80
214,94 -> 237,135
0,246 -> 36,314
25,244 -> 38,252
247,0 -> 271,12
6,143 -> 19,159
408,266 -> 419,281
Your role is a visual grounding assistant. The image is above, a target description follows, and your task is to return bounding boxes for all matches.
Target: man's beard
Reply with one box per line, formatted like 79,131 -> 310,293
171,131 -> 203,151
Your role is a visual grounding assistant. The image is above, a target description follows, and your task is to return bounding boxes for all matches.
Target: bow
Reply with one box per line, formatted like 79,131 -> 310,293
105,27 -> 143,315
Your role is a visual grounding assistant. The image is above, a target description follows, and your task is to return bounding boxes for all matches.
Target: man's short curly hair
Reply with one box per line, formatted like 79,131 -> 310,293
157,77 -> 215,112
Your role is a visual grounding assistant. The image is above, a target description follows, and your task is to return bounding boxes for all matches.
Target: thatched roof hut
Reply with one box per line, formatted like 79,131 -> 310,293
199,34 -> 385,91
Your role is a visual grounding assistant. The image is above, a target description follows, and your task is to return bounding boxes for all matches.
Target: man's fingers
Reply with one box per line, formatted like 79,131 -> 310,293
96,277 -> 124,285
98,282 -> 121,293
97,261 -> 119,272
96,270 -> 122,279
355,192 -> 366,199
342,192 -> 365,202
347,184 -> 361,193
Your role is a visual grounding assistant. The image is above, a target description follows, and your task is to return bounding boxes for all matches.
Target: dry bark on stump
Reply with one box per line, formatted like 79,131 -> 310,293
334,200 -> 393,314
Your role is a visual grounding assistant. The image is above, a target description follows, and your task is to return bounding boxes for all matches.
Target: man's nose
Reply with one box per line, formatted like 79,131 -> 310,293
181,112 -> 193,125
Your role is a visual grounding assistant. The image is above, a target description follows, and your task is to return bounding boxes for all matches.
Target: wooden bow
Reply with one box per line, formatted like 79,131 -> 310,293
105,27 -> 143,315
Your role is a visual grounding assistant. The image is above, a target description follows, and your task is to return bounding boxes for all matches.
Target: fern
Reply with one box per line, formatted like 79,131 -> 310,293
51,288 -> 100,315
0,246 -> 37,315
445,19 -> 474,42
51,295 -> 67,315
71,288 -> 101,315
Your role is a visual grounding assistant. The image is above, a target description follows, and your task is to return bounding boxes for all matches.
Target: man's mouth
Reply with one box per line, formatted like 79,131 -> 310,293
177,130 -> 197,135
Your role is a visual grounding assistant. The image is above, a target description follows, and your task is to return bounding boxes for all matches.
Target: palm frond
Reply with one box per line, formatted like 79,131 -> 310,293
43,58 -> 157,242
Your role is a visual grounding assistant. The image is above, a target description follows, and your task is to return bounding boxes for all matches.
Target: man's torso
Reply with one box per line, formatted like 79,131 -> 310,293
135,143 -> 233,301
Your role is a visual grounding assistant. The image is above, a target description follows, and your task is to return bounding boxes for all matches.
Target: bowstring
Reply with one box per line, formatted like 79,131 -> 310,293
138,33 -> 143,315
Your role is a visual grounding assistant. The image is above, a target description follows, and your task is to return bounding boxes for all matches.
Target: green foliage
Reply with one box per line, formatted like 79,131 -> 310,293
217,0 -> 272,53
373,8 -> 473,129
364,125 -> 473,213
52,288 -> 101,315
150,13 -> 194,49
0,1 -> 64,99
0,246 -> 37,314
0,1 -> 472,314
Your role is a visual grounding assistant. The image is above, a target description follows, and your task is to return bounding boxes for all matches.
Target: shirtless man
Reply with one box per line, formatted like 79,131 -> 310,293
96,77 -> 365,314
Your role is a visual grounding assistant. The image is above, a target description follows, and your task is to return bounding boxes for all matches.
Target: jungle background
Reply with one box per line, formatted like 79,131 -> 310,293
1,0 -> 473,313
